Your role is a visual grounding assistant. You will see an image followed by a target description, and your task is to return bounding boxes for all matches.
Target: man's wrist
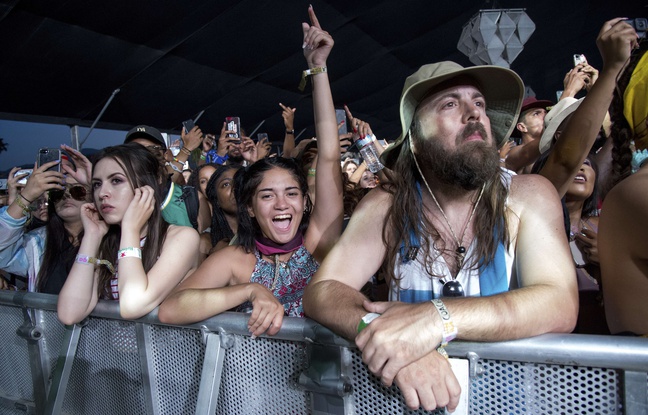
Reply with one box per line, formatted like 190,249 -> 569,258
431,299 -> 458,347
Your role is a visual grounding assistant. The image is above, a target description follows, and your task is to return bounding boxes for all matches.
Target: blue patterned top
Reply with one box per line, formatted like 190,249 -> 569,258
238,245 -> 319,317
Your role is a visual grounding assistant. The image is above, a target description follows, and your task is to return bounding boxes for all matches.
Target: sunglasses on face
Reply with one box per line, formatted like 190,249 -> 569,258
49,184 -> 90,204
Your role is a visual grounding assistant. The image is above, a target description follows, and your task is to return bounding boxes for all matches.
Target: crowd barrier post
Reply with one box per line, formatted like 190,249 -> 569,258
43,323 -> 82,415
194,327 -> 231,415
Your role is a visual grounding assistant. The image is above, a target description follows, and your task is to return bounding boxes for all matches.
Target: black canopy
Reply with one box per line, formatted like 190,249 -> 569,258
0,0 -> 643,146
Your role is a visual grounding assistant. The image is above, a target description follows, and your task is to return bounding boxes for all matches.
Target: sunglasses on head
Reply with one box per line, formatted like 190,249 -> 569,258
49,184 -> 90,204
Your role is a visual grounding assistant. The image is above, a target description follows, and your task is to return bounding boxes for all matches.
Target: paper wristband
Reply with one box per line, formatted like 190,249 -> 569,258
118,247 -> 142,260
431,299 -> 458,347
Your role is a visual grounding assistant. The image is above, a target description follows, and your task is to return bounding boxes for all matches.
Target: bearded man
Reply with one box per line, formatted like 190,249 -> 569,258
303,62 -> 578,412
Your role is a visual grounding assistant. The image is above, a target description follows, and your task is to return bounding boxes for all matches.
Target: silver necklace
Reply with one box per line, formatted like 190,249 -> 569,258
410,134 -> 485,270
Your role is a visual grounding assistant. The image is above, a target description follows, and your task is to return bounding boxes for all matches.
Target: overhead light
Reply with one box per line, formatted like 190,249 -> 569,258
457,9 -> 535,68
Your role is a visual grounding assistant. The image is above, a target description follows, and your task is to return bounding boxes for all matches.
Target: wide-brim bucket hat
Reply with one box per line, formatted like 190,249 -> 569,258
381,61 -> 524,168
538,97 -> 582,154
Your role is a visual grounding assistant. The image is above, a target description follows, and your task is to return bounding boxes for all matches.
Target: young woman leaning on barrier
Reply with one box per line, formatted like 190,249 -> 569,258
57,143 -> 200,324
158,6 -> 344,337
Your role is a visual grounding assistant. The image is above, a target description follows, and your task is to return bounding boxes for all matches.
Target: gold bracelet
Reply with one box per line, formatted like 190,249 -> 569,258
14,196 -> 31,217
299,66 -> 327,91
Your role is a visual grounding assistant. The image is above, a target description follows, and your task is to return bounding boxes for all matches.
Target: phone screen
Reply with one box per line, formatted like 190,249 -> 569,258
182,119 -> 196,134
225,117 -> 241,142
37,148 -> 61,172
335,109 -> 347,135
257,133 -> 268,143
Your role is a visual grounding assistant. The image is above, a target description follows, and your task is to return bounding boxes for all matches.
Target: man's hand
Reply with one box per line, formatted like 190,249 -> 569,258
181,125 -> 204,152
216,122 -> 238,157
355,300 -> 442,387
202,134 -> 216,153
562,64 -> 590,99
394,350 -> 461,412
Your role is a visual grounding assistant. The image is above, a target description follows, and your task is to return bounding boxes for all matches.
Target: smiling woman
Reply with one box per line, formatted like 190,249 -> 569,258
158,5 -> 344,337
56,143 -> 200,324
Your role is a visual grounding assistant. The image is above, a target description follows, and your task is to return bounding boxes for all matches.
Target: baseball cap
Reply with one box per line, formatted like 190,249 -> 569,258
380,61 -> 524,168
124,125 -> 167,149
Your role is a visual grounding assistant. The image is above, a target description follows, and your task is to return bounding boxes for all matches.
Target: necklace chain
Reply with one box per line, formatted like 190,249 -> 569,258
410,134 -> 485,270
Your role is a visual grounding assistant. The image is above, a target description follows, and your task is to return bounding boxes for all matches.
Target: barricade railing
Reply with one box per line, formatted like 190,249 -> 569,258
0,290 -> 647,415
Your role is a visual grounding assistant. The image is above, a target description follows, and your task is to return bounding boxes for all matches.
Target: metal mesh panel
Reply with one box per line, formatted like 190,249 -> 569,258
350,349 -> 445,415
0,305 -> 34,404
147,325 -> 204,415
61,319 -> 146,415
470,360 -> 620,414
215,335 -> 309,415
38,310 -> 67,383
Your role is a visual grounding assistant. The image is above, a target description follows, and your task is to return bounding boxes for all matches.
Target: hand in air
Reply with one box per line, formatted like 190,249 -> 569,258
302,6 -> 334,68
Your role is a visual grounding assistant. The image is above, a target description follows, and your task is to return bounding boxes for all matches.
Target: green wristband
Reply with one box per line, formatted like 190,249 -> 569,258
357,312 -> 381,333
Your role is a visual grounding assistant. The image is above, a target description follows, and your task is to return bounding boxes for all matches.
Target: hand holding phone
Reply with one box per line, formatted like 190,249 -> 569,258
573,54 -> 587,67
225,117 -> 241,144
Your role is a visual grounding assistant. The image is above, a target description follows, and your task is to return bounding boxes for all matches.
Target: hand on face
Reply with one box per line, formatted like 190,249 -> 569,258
80,202 -> 109,239
121,186 -> 155,234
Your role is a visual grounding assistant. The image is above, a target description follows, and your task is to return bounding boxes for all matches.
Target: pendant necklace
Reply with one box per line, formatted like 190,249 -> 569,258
410,135 -> 485,296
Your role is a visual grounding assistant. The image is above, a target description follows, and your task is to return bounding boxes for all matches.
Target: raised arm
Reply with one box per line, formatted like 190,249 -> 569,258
280,103 -> 297,156
301,6 -> 344,262
540,18 -> 638,197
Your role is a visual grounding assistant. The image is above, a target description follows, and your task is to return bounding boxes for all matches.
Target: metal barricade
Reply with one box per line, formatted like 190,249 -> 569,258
0,291 -> 647,415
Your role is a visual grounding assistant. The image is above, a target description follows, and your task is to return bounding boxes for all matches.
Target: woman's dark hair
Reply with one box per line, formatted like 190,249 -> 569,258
580,155 -> 600,218
92,143 -> 169,299
186,163 -> 219,193
234,157 -> 311,252
36,199 -> 85,292
205,164 -> 240,246
609,39 -> 648,189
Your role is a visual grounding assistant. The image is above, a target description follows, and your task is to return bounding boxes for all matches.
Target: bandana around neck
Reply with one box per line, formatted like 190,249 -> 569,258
255,230 -> 304,256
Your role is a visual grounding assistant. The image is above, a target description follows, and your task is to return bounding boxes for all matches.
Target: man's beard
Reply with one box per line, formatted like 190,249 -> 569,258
414,122 -> 500,190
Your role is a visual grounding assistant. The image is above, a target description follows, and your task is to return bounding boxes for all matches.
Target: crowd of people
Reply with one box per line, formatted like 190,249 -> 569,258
1,7 -> 646,412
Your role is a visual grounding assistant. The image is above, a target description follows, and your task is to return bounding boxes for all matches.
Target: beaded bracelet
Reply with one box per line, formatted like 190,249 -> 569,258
75,254 -> 116,274
431,299 -> 458,347
118,247 -> 142,260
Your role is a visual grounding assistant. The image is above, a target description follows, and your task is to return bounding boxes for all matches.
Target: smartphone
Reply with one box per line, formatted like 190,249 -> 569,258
335,109 -> 347,135
37,148 -> 61,172
625,18 -> 647,39
257,133 -> 268,143
14,169 -> 33,186
573,54 -> 587,67
182,119 -> 196,134
225,117 -> 241,144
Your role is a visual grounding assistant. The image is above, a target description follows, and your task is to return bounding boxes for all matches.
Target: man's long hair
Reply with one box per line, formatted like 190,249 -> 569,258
379,132 -> 511,285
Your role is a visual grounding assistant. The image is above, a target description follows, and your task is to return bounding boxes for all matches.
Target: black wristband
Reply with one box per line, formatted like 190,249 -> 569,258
286,130 -> 295,134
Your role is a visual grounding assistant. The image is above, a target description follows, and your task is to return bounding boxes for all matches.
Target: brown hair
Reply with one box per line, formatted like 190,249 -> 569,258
379,131 -> 511,285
